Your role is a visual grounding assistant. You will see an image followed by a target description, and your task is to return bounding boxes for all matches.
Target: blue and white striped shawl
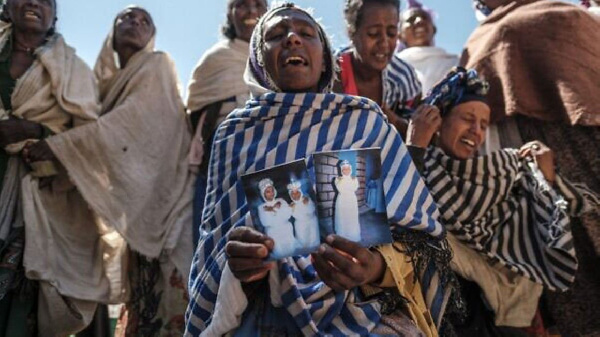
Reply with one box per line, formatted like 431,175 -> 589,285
424,147 -> 599,291
186,92 -> 446,336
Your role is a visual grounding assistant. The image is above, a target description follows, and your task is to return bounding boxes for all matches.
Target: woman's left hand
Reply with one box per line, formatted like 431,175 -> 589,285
311,235 -> 386,292
519,141 -> 556,184
22,140 -> 55,164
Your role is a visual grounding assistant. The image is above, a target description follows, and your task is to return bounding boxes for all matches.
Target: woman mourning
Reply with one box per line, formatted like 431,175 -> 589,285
186,0 -> 267,244
0,0 -> 100,335
406,68 -> 599,335
334,0 -> 422,134
27,6 -> 194,336
186,3 -> 452,336
463,1 -> 600,334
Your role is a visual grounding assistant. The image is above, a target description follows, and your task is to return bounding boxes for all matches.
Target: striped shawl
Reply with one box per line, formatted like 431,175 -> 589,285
424,147 -> 599,291
186,92 -> 448,336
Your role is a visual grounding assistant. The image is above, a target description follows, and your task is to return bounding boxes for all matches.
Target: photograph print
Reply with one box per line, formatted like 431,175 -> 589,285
312,148 -> 392,247
241,160 -> 320,260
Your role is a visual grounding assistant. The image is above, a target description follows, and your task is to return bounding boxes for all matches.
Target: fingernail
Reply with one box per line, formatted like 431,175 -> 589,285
319,244 -> 327,253
258,247 -> 267,256
326,235 -> 334,244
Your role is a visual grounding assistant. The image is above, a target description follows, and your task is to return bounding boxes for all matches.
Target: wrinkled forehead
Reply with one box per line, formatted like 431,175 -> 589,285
262,8 -> 319,35
115,7 -> 154,26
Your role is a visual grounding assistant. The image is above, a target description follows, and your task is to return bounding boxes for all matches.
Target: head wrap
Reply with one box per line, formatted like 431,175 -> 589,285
423,67 -> 489,116
404,0 -> 437,21
338,160 -> 353,175
244,2 -> 336,96
581,0 -> 591,8
94,6 -> 156,98
259,178 -> 276,200
287,180 -> 303,199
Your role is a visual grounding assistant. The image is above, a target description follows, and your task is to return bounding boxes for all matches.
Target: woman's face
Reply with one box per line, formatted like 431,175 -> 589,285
341,165 -> 352,176
290,189 -> 302,201
400,9 -> 435,48
438,101 -> 490,160
5,0 -> 56,35
113,8 -> 155,54
351,2 -> 399,73
262,9 -> 325,93
229,0 -> 267,42
264,186 -> 275,201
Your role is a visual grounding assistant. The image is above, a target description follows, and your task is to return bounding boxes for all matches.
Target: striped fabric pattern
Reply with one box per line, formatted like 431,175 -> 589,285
186,92 -> 446,336
382,53 -> 422,109
423,147 -> 597,291
336,46 -> 422,110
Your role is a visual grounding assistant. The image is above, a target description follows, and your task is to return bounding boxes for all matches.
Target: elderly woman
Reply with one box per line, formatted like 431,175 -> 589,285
0,0 -> 100,335
463,1 -> 600,334
396,0 -> 459,95
406,68 -> 599,335
186,3 -> 453,336
186,0 -> 268,244
27,6 -> 194,336
334,0 -> 422,135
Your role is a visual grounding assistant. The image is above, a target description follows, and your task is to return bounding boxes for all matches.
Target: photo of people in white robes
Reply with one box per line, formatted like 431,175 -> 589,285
333,160 -> 362,242
288,180 -> 320,249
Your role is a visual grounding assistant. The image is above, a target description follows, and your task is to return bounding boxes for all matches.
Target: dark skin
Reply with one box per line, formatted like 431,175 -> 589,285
228,0 -> 267,43
228,9 -> 387,291
399,8 -> 436,48
26,7 -> 156,164
261,9 -> 325,93
0,0 -> 55,150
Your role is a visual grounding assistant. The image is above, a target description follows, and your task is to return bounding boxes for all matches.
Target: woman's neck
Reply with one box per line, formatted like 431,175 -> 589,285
117,46 -> 142,68
12,30 -> 47,52
350,51 -> 382,83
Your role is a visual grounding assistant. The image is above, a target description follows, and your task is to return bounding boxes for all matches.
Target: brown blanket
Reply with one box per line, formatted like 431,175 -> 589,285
461,0 -> 600,125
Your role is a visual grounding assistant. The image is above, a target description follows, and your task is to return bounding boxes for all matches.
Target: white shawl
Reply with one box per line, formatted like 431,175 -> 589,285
397,46 -> 458,95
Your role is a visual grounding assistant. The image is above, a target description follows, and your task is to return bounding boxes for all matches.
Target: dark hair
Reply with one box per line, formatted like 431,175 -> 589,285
344,0 -> 400,36
221,0 -> 268,40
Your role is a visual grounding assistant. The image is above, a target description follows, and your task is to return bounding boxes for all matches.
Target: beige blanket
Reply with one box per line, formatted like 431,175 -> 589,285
461,0 -> 600,125
0,24 -> 108,336
47,31 -> 194,279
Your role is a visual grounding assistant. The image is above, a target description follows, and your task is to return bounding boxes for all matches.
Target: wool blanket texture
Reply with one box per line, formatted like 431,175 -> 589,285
0,23 -> 106,335
423,147 -> 599,291
185,92 -> 449,336
461,0 -> 600,125
46,29 -> 194,278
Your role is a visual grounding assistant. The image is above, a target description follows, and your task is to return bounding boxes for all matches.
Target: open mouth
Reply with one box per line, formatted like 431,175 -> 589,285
374,53 -> 389,62
23,10 -> 41,20
460,138 -> 477,148
284,56 -> 308,67
243,18 -> 258,26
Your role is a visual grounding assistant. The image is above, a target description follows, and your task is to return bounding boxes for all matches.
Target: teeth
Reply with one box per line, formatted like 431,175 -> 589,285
375,53 -> 386,59
24,10 -> 39,18
461,138 -> 476,147
286,56 -> 305,65
244,18 -> 257,25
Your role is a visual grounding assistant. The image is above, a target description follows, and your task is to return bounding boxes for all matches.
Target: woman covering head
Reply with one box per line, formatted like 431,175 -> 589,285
187,3 -> 450,336
0,0 -> 100,335
334,0 -> 422,134
462,1 -> 600,334
287,180 -> 319,249
407,68 -> 600,335
397,0 -> 459,95
26,6 -> 194,336
186,0 -> 268,245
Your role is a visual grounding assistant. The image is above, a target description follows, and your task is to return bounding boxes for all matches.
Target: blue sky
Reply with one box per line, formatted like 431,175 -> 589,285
54,0 -> 578,96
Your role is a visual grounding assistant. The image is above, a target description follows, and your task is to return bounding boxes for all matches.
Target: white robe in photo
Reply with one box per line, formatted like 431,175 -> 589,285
397,46 -> 459,95
333,176 -> 361,242
257,198 -> 297,258
290,197 -> 319,249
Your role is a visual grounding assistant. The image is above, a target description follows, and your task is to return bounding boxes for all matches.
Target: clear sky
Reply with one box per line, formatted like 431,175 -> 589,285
54,0 -> 578,96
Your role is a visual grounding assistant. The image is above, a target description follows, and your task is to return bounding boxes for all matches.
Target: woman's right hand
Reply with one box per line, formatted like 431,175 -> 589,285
0,118 -> 43,148
406,104 -> 441,149
225,226 -> 276,283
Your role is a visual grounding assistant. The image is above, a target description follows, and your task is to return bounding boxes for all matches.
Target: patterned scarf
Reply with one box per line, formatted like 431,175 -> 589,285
424,147 -> 599,291
186,5 -> 449,336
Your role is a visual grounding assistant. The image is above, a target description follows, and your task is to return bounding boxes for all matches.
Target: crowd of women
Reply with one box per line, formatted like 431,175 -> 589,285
0,0 -> 598,336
